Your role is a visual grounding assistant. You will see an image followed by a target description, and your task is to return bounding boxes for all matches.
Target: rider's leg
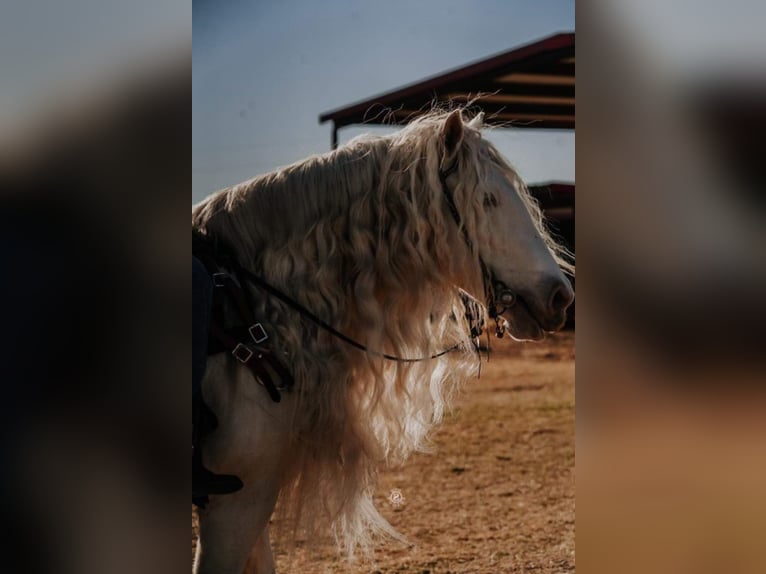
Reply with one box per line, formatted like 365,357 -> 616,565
192,256 -> 243,499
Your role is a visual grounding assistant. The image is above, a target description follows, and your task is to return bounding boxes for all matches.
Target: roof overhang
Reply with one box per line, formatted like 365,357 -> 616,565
320,32 -> 575,136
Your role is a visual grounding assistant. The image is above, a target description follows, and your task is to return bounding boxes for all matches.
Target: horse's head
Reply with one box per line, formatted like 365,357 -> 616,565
440,111 -> 574,340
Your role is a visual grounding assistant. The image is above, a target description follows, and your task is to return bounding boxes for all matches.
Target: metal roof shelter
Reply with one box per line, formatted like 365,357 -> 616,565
319,32 -> 575,148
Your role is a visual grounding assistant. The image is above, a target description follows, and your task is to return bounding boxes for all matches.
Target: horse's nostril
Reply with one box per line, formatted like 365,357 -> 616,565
549,281 -> 574,314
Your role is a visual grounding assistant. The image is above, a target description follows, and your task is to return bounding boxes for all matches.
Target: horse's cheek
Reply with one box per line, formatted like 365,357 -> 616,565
485,217 -> 511,258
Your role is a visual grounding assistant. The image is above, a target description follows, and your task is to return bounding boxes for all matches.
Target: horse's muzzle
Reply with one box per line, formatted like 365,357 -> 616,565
505,275 -> 574,337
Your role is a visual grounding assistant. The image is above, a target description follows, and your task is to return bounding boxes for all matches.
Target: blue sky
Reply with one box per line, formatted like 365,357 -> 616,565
193,0 -> 575,203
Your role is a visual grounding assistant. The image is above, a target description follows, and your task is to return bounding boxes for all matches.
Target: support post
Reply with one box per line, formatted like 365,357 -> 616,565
331,124 -> 338,150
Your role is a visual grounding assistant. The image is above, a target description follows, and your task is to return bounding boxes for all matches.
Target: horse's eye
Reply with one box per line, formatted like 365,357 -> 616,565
483,194 -> 499,208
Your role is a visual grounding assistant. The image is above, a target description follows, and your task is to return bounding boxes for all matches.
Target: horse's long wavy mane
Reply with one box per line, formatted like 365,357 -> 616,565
192,109 -> 570,555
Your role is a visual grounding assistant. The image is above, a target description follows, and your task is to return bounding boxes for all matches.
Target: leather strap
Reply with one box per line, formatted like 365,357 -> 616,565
208,321 -> 283,403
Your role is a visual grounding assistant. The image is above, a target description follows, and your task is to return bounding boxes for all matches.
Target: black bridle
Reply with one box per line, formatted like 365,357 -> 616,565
228,263 -> 468,362
439,159 -> 514,338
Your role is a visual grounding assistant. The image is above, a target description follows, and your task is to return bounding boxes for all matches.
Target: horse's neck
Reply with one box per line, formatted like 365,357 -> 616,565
227,141 -> 383,283
255,144 -> 381,240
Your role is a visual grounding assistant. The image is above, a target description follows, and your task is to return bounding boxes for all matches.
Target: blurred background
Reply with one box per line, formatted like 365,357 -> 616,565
577,1 -> 766,573
0,1 -> 189,573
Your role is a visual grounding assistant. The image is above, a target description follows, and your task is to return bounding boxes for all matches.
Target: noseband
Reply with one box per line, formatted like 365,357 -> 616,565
439,160 -> 513,338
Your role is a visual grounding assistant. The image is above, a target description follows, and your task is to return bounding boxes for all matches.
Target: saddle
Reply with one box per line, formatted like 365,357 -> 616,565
192,230 -> 294,403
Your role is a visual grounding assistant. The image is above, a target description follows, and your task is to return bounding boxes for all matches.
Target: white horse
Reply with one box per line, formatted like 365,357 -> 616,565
191,110 -> 573,573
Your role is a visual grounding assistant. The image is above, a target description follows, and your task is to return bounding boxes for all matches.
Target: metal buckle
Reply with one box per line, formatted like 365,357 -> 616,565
232,343 -> 253,363
249,323 -> 268,344
212,272 -> 228,287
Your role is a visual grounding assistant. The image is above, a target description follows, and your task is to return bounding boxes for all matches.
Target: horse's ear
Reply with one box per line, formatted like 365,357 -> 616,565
467,112 -> 484,130
442,110 -> 464,162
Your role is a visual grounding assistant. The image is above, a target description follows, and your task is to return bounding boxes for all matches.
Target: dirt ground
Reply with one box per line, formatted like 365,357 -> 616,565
193,331 -> 574,573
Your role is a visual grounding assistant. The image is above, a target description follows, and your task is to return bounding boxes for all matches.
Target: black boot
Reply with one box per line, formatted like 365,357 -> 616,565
192,392 -> 243,500
192,452 -> 244,498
